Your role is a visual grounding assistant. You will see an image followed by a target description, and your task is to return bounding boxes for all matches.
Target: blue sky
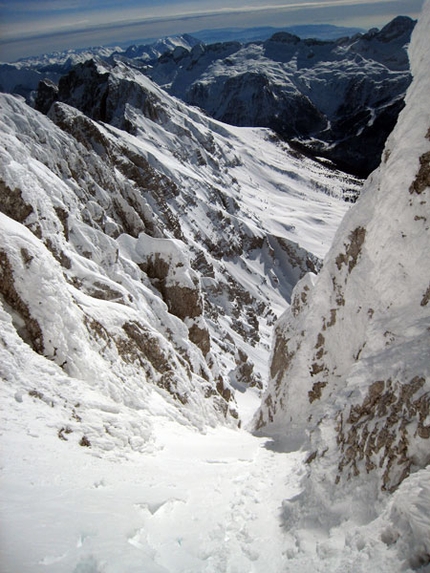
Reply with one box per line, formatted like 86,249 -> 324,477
0,0 -> 425,61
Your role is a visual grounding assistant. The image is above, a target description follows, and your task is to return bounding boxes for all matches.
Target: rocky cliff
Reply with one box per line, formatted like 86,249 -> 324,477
254,5 -> 430,568
1,54 -> 360,446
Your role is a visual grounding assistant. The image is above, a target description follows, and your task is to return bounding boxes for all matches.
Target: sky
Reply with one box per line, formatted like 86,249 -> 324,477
0,0 -> 425,62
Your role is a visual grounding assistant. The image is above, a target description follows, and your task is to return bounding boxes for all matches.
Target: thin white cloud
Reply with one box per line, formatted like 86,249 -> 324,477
0,0 -> 108,12
0,0 -> 424,61
0,0 -> 411,40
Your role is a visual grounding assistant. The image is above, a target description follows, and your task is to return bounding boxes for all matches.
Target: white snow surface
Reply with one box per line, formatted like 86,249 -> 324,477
1,347 -> 428,573
0,3 -> 429,572
0,396 -> 305,573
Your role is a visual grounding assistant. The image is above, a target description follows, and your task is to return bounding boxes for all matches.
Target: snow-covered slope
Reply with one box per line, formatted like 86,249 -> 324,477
255,3 -> 430,569
147,16 -> 414,176
0,56 -> 358,440
0,43 -> 363,572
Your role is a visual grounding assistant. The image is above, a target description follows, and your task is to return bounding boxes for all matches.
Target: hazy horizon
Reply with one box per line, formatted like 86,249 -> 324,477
0,0 -> 425,62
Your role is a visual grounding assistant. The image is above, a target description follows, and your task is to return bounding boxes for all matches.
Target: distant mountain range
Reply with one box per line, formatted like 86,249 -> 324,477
144,16 -> 415,177
163,24 -> 367,45
0,17 -> 415,177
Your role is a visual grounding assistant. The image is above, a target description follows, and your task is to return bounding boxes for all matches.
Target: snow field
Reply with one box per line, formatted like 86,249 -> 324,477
3,381 -> 427,573
0,406 -> 306,573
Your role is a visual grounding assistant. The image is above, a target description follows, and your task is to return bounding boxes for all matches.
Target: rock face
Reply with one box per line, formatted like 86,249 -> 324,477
0,85 -> 236,431
146,16 -> 415,177
254,5 -> 430,563
0,53 -> 359,441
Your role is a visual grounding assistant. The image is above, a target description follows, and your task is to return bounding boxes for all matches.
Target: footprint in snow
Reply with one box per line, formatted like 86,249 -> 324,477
72,555 -> 101,573
38,551 -> 68,565
134,498 -> 186,516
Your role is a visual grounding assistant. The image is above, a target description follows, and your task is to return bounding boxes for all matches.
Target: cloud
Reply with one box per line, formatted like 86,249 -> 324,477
0,0 -> 420,38
0,0 -> 119,12
0,0 -> 424,61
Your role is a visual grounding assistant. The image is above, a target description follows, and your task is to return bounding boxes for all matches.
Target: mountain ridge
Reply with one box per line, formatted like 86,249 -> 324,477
156,23 -> 366,45
0,17 -> 415,176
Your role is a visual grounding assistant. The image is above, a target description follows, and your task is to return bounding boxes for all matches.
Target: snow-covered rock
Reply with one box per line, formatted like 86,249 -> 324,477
116,34 -> 202,63
0,53 -> 358,442
255,3 -> 430,568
